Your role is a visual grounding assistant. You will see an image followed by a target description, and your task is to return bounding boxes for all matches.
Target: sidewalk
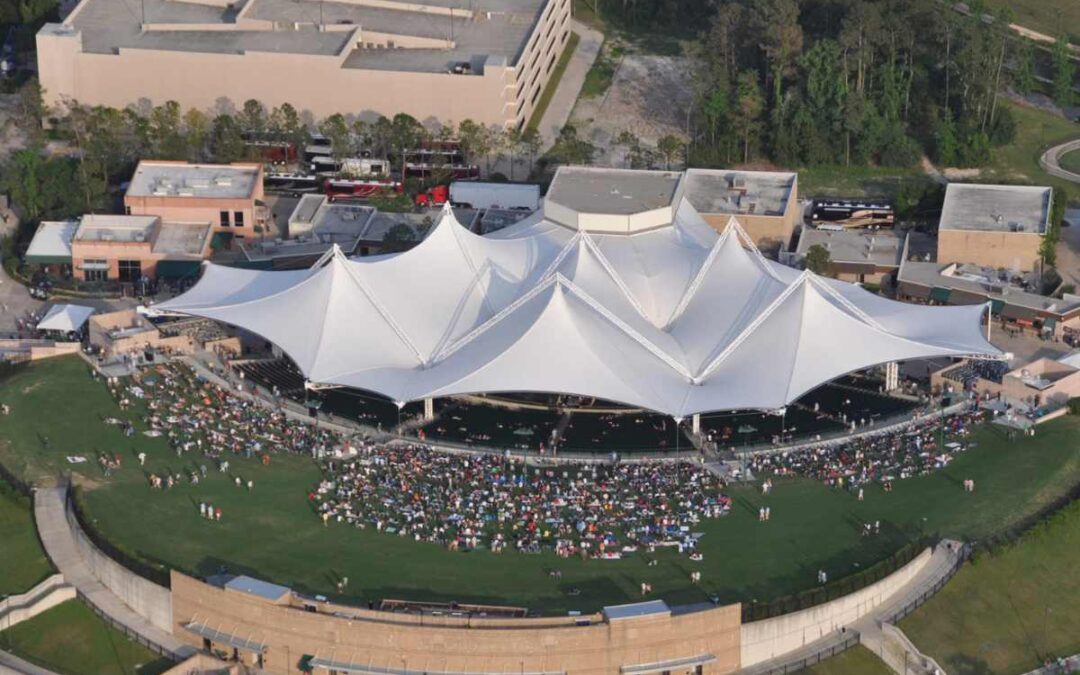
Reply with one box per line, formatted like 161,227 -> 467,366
738,540 -> 965,675
0,650 -> 58,675
537,20 -> 603,149
32,487 -> 196,661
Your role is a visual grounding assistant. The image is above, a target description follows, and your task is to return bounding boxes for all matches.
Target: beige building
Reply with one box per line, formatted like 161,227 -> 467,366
936,183 -> 1051,271
682,169 -> 800,254
37,0 -> 571,130
124,161 -> 268,241
69,214 -> 212,282
934,352 -> 1080,410
88,309 -> 240,357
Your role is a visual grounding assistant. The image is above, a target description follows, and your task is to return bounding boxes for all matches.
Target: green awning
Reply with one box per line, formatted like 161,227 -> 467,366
155,260 -> 202,280
211,232 -> 233,250
990,298 -> 1005,314
25,254 -> 72,265
929,287 -> 951,303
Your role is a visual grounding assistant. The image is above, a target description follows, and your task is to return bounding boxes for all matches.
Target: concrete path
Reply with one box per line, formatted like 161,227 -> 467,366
1039,139 -> 1080,184
0,650 -> 59,675
33,487 -> 196,661
738,540 -> 965,675
536,20 -> 603,149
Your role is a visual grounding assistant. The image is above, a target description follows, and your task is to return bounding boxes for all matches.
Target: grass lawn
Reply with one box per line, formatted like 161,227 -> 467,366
983,101 -> 1080,202
0,599 -> 173,675
796,165 -> 929,199
900,499 -> 1080,675
1059,148 -> 1080,176
580,39 -> 617,99
982,0 -> 1080,45
0,485 -> 53,597
526,32 -> 580,133
2,356 -> 1080,615
797,646 -> 893,675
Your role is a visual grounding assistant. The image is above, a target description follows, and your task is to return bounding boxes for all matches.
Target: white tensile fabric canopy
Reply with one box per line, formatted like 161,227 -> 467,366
37,303 -> 96,333
158,206 -> 1000,417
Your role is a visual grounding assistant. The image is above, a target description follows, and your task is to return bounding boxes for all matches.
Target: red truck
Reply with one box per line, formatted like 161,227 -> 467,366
323,178 -> 403,201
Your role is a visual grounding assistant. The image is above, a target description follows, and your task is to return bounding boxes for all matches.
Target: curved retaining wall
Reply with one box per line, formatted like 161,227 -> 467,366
740,547 -> 933,667
61,498 -> 173,633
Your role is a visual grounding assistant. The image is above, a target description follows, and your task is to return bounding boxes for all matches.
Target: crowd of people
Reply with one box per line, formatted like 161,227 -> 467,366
104,361 -> 344,467
747,407 -> 986,491
310,442 -> 732,559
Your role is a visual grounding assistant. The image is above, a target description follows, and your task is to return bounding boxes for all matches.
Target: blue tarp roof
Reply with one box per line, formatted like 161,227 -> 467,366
225,575 -> 291,602
603,599 -> 670,621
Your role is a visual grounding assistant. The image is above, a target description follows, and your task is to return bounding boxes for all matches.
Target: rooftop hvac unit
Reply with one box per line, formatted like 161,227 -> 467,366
745,201 -> 757,214
135,232 -> 146,242
730,176 -> 748,192
215,178 -> 233,187
178,190 -> 195,197
189,178 -> 210,189
153,189 -> 171,196
101,232 -> 113,241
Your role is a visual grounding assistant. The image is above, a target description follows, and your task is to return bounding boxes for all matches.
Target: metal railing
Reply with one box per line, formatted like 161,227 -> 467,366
76,589 -> 181,662
751,630 -> 862,675
885,543 -> 970,625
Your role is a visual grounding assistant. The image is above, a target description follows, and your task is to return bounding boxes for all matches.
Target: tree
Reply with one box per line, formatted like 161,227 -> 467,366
149,101 -> 186,159
656,134 -> 685,170
239,99 -> 267,136
804,244 -> 831,275
183,108 -> 210,162
520,127 -> 542,175
1052,34 -> 1075,108
733,70 -> 764,164
613,129 -> 642,168
549,124 -> 595,166
1041,189 -> 1066,267
457,119 -> 485,168
210,114 -> 245,163
389,113 -> 426,169
1012,40 -> 1035,97
502,126 -> 523,181
751,0 -> 803,108
318,113 -> 352,162
932,108 -> 958,167
15,78 -> 47,147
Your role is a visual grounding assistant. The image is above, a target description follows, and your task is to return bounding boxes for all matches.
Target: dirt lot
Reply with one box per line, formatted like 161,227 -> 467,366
570,54 -> 695,168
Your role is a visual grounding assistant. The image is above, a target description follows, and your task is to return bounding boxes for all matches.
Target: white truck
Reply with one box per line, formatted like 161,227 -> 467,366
449,181 -> 540,211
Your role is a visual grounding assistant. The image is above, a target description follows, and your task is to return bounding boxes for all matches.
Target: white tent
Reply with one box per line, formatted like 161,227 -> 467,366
159,205 -> 1001,417
37,303 -> 96,333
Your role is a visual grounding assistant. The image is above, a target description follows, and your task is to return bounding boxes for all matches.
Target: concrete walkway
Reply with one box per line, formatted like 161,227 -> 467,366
536,19 -> 603,149
738,540 -> 965,675
0,650 -> 59,675
32,487 -> 196,661
1038,139 -> 1080,184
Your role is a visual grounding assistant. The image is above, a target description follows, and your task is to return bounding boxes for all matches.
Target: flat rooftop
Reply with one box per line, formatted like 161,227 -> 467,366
547,167 -> 682,216
899,260 -> 1080,317
127,162 -> 259,200
797,229 -> 906,267
153,222 -> 213,257
939,183 -> 1051,234
61,0 -> 545,72
74,214 -> 158,243
683,169 -> 795,217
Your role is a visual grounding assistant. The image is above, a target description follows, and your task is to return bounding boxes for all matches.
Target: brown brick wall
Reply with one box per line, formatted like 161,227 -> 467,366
170,572 -> 742,674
